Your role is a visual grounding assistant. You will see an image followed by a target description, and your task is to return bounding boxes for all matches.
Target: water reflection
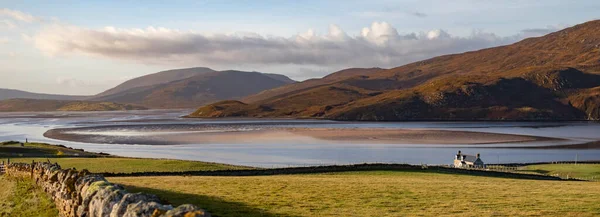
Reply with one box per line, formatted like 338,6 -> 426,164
0,110 -> 599,167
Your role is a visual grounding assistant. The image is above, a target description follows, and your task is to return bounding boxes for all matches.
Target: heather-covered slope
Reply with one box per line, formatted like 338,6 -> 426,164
242,68 -> 386,103
190,20 -> 600,120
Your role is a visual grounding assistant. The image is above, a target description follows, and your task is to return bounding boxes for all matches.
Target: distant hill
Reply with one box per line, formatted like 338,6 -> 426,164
189,20 -> 600,121
94,67 -> 217,98
89,68 -> 296,109
0,99 -> 146,112
0,88 -> 87,101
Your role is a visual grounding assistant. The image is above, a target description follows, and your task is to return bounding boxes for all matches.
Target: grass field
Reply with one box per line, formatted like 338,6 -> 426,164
519,164 -> 600,180
110,171 -> 600,217
3,141 -> 600,216
2,157 -> 252,173
0,176 -> 58,217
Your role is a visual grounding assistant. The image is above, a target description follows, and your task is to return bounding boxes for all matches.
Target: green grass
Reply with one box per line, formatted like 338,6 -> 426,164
519,164 -> 600,180
0,176 -> 58,217
0,141 -> 103,157
110,171 -> 600,217
2,157 -> 252,173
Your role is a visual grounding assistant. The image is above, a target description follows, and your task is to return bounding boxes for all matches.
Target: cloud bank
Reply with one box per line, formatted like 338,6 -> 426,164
33,22 -> 557,68
0,8 -> 40,23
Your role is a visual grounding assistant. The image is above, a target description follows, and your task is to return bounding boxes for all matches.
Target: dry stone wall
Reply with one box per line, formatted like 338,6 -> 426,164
5,162 -> 210,217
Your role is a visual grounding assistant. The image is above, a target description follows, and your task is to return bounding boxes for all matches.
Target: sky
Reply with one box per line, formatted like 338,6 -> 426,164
0,0 -> 599,95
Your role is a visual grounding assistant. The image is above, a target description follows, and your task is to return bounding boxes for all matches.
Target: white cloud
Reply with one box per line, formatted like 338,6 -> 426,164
0,37 -> 10,44
31,21 -> 555,70
426,29 -> 451,40
519,25 -> 564,38
0,8 -> 40,23
1,19 -> 16,29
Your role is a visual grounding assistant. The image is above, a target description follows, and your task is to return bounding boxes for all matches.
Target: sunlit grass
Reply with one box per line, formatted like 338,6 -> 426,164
519,164 -> 600,180
110,171 -> 600,217
0,176 -> 58,217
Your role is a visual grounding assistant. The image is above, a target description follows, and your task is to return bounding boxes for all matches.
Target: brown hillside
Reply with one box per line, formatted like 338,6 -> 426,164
190,20 -> 600,120
243,68 -> 386,103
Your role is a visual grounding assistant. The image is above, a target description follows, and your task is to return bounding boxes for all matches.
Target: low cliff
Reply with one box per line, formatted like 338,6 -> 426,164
5,162 -> 210,217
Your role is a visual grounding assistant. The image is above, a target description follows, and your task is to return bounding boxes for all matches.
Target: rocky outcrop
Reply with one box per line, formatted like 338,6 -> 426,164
5,162 -> 210,217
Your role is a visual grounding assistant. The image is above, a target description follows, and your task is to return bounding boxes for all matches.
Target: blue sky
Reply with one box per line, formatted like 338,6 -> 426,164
1,0 -> 599,95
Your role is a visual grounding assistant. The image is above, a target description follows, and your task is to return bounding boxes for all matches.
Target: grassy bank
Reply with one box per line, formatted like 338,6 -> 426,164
1,141 -> 252,173
110,171 -> 600,217
0,176 -> 58,217
519,164 -> 600,180
2,157 -> 252,173
0,141 -> 106,157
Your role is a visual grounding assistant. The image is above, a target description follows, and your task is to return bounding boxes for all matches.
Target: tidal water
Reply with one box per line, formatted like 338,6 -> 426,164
0,110 -> 599,167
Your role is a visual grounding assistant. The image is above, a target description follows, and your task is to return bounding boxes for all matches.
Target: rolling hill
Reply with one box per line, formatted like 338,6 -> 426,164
0,88 -> 87,101
89,67 -> 295,109
0,99 -> 147,112
189,20 -> 600,121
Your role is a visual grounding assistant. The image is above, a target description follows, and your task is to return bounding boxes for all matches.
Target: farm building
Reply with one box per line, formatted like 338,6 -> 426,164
453,150 -> 485,168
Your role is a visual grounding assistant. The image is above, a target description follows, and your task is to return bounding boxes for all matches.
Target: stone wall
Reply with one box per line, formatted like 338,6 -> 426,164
5,162 -> 210,217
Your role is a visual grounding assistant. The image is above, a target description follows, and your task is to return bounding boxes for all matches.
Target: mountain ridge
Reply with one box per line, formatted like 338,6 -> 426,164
89,68 -> 296,109
189,20 -> 600,121
0,88 -> 88,101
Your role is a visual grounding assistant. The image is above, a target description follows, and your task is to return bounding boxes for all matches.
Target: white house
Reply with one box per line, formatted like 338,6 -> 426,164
453,150 -> 485,168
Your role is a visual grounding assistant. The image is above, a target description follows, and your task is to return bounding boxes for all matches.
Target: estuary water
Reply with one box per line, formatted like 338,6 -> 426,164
0,110 -> 599,167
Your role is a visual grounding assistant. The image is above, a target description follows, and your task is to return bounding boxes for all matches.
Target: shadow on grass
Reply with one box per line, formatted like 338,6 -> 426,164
518,169 -> 551,175
120,184 -> 296,217
105,164 -> 567,181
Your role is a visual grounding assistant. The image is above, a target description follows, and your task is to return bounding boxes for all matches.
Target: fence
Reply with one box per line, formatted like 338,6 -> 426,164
465,162 -> 599,182
0,163 -> 4,175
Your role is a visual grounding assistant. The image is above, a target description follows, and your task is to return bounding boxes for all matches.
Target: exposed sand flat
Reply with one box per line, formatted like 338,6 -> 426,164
44,127 -> 557,145
283,128 -> 551,144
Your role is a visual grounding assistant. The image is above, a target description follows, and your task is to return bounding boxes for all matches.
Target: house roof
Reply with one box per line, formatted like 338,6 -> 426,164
460,154 -> 478,163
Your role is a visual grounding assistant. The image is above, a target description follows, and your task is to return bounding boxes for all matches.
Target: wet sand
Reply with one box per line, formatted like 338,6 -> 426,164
44,127 -> 558,145
517,141 -> 600,149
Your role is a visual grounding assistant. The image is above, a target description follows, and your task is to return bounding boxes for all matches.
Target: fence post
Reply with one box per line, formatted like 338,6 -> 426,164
31,160 -> 35,178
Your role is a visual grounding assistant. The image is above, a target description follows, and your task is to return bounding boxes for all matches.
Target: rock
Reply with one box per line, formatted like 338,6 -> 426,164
122,201 -> 173,217
89,185 -> 125,217
162,204 -> 211,217
110,192 -> 161,217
